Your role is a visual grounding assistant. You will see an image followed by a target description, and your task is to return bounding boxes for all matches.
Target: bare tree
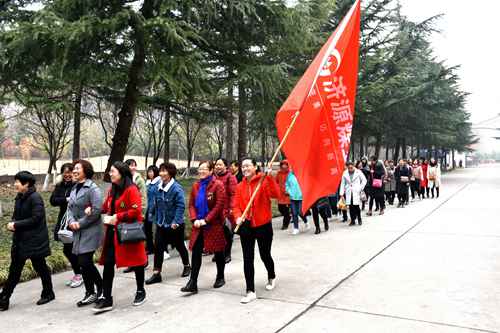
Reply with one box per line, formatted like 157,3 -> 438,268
19,104 -> 72,190
176,114 -> 204,177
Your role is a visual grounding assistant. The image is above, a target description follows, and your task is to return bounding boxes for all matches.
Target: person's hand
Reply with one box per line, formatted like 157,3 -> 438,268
171,223 -> 179,230
66,197 -> 70,202
69,222 -> 80,231
103,215 -> 117,225
7,222 -> 15,232
199,219 -> 206,226
84,207 -> 92,216
236,217 -> 243,226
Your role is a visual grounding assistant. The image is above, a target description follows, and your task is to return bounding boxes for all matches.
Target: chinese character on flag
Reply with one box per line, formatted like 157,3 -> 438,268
275,0 -> 361,213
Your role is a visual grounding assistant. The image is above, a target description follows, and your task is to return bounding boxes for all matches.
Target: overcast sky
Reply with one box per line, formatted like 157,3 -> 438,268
400,0 -> 500,151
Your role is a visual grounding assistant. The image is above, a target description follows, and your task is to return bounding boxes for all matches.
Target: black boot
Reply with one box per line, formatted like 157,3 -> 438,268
181,265 -> 191,278
0,294 -> 9,311
36,291 -> 55,306
314,227 -> 321,234
324,221 -> 329,231
181,279 -> 198,294
213,277 -> 225,289
145,273 -> 162,285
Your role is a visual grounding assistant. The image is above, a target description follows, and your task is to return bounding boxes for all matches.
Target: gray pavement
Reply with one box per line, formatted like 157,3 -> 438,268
2,165 -> 499,333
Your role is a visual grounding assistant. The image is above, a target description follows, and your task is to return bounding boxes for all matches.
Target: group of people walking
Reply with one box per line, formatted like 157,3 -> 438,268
0,157 -> 280,313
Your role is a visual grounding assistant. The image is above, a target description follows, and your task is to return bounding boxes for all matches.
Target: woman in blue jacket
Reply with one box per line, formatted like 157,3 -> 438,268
285,170 -> 310,235
146,163 -> 191,285
145,165 -> 161,255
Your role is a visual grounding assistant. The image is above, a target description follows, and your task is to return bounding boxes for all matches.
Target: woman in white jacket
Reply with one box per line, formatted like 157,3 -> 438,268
340,162 -> 367,226
427,158 -> 441,198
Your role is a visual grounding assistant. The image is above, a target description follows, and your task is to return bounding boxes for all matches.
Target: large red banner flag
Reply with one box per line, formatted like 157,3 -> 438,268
275,0 -> 361,213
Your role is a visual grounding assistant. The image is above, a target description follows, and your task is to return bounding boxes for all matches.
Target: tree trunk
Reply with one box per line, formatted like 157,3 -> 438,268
104,3 -> 153,180
163,106 -> 170,163
237,82 -> 247,160
72,85 -> 83,161
401,138 -> 407,159
385,143 -> 390,161
225,85 -> 234,161
374,135 -> 382,158
260,126 -> 266,166
394,139 -> 401,162
43,157 -> 56,191
359,136 -> 364,158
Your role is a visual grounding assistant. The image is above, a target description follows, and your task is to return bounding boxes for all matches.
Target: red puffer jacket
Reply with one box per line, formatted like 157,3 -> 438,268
233,173 -> 279,228
215,171 -> 237,225
99,185 -> 147,268
188,177 -> 227,253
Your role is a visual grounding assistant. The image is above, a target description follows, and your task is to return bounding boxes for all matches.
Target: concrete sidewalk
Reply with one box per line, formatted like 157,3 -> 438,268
2,166 -> 499,333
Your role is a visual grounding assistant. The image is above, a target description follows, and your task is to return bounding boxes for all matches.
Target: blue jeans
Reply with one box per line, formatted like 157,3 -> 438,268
290,200 -> 308,229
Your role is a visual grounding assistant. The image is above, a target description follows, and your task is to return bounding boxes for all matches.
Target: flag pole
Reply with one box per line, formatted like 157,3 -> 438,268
235,110 -> 300,233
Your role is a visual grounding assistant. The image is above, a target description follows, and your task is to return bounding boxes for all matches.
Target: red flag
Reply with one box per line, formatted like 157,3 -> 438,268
275,0 -> 361,213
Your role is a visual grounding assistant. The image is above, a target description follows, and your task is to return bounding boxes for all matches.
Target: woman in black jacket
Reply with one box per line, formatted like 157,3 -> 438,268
50,163 -> 83,288
0,171 -> 55,311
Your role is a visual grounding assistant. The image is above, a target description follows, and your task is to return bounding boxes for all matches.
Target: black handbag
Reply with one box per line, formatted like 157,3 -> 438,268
116,221 -> 146,244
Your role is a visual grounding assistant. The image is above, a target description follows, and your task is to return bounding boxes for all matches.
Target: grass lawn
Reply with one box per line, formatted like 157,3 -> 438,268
0,177 -> 281,286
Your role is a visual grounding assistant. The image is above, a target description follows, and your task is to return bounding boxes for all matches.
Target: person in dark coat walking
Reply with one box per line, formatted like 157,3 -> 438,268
367,157 -> 386,216
181,161 -> 227,294
50,163 -> 83,288
395,159 -> 411,208
0,171 -> 55,311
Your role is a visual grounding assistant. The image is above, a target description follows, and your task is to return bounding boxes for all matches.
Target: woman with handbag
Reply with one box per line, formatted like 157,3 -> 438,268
384,160 -> 397,205
367,157 -> 386,216
181,161 -> 226,294
411,160 -> 423,200
233,158 -> 280,304
50,162 -> 83,288
427,158 -> 441,198
146,162 -> 191,285
94,161 -> 147,313
340,162 -> 367,226
395,159 -> 411,208
67,160 -> 104,307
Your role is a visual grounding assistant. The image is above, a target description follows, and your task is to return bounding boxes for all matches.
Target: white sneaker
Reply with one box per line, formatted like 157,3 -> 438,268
304,223 -> 311,230
265,278 -> 276,291
292,228 -> 300,235
69,274 -> 83,288
240,292 -> 257,304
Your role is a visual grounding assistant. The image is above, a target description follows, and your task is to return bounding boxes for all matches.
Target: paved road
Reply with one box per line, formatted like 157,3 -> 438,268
2,166 -> 499,332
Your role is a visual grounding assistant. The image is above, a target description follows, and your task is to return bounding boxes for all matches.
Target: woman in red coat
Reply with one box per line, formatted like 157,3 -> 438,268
181,161 -> 226,294
94,162 -> 147,313
233,158 -> 280,304
419,157 -> 429,198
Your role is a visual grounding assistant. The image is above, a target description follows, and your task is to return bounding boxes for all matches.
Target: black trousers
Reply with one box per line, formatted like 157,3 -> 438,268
240,223 -> 275,293
312,205 -> 329,229
144,213 -> 155,254
77,252 -> 103,295
349,197 -> 362,224
2,255 -> 53,298
190,232 -> 225,283
277,204 -> 291,228
62,243 -> 81,275
431,186 -> 440,198
328,196 -> 338,215
385,191 -> 396,205
223,222 -> 234,258
102,229 -> 144,299
369,189 -> 385,211
398,183 -> 409,204
411,180 -> 421,199
153,225 -> 190,270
